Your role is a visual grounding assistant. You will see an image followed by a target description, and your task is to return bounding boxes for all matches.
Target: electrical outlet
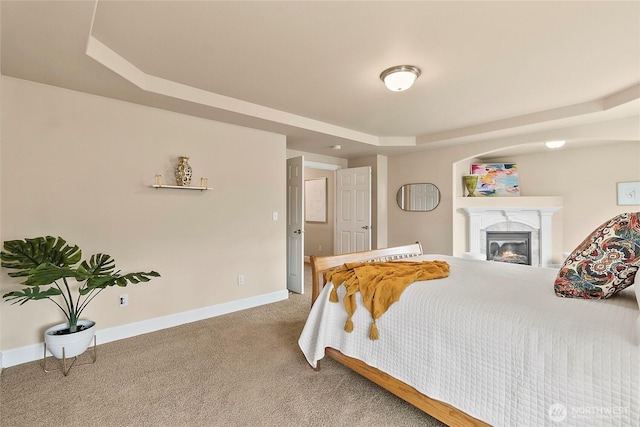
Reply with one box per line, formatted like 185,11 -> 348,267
119,294 -> 129,307
237,275 -> 244,286
318,245 -> 323,252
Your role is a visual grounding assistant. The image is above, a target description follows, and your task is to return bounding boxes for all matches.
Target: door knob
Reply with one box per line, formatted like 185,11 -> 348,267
361,225 -> 370,230
294,229 -> 302,234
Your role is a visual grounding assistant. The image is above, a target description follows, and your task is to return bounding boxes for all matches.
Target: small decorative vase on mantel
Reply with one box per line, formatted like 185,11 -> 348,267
175,156 -> 193,187
463,175 -> 478,197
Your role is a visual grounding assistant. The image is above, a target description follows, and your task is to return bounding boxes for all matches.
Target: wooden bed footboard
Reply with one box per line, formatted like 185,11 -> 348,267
324,348 -> 489,427
308,243 -> 490,427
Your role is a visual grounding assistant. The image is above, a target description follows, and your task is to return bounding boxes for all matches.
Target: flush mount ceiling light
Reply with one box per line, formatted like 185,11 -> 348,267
545,140 -> 566,149
380,65 -> 421,92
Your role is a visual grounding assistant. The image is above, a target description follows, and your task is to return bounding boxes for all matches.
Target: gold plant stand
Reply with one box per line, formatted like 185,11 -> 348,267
42,336 -> 97,376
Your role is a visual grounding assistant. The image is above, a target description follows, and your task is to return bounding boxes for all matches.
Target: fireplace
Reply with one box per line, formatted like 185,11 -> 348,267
461,198 -> 562,267
486,231 -> 531,265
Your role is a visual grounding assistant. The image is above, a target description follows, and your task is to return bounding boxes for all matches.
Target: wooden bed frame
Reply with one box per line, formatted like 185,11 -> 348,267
309,243 -> 489,427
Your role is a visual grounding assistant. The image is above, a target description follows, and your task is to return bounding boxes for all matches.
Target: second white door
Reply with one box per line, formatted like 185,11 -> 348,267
334,166 -> 371,254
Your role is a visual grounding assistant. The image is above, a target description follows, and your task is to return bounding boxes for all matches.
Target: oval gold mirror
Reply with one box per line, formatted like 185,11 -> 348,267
396,183 -> 440,212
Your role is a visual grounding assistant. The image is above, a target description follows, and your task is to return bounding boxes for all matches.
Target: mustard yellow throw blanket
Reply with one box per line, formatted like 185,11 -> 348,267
325,260 -> 450,340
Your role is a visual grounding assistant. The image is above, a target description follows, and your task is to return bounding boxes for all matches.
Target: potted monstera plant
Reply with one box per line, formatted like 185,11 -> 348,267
1,236 -> 160,360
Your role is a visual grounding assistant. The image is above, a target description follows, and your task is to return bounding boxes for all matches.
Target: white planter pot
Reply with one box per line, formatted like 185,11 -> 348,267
44,320 -> 96,359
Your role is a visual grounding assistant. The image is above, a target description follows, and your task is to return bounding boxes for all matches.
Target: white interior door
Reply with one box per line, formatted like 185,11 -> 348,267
286,156 -> 304,294
335,166 -> 371,254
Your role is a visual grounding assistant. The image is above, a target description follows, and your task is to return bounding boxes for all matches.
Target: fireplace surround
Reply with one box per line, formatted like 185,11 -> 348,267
461,197 -> 562,267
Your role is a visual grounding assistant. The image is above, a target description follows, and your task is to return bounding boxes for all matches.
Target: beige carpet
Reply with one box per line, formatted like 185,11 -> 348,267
0,266 -> 445,427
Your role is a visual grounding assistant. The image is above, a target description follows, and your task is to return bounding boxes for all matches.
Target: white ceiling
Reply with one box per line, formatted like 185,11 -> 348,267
2,1 -> 639,159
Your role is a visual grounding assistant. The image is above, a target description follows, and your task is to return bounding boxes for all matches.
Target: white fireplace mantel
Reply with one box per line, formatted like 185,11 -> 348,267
459,197 -> 562,267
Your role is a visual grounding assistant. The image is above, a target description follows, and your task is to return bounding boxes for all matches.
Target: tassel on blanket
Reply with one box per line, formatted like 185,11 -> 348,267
369,321 -> 379,340
329,287 -> 339,303
344,317 -> 354,333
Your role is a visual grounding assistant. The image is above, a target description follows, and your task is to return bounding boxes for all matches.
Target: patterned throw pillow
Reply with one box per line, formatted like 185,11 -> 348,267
554,212 -> 640,299
636,283 -> 640,343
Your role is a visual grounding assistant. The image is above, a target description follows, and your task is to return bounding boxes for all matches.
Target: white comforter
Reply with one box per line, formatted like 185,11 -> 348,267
298,255 -> 639,426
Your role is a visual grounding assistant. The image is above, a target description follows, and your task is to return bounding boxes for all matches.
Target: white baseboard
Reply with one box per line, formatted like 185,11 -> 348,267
1,289 -> 289,368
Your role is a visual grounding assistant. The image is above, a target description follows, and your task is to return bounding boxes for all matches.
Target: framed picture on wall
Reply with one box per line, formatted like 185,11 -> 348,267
617,181 -> 640,205
470,163 -> 520,197
305,178 -> 327,223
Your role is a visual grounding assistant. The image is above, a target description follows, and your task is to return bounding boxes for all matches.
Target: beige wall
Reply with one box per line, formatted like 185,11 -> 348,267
388,147 -> 455,254
389,134 -> 640,259
1,77 -> 287,351
486,142 -> 640,252
5,76 -> 636,359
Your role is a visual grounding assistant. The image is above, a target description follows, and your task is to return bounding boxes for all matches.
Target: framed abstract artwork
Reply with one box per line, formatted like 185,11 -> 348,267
470,163 -> 520,197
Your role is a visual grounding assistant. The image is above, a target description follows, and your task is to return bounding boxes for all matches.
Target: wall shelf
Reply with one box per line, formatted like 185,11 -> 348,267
151,185 -> 211,191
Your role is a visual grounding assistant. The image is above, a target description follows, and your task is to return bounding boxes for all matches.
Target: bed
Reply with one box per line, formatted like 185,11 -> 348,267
298,243 -> 639,427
